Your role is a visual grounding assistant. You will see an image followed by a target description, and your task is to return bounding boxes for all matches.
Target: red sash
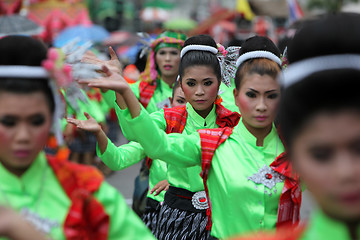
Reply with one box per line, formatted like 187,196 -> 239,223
198,128 -> 301,230
139,80 -> 157,109
271,152 -> 301,228
47,155 -> 109,240
164,103 -> 240,134
198,127 -> 234,230
145,104 -> 240,168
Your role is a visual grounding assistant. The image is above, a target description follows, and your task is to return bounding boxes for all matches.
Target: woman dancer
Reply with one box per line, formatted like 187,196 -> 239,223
67,79 -> 186,233
230,13 -> 360,240
0,35 -> 154,240
76,35 -> 241,239
84,35 -> 301,239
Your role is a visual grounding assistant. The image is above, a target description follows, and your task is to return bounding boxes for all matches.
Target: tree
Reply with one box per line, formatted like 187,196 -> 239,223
307,0 -> 360,13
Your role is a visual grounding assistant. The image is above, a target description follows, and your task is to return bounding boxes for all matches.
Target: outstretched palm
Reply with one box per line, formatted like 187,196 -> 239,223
67,112 -> 101,134
78,65 -> 130,94
82,46 -> 122,75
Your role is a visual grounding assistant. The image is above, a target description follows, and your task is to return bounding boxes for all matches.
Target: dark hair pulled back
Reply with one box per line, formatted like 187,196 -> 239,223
0,36 -> 55,114
179,35 -> 221,82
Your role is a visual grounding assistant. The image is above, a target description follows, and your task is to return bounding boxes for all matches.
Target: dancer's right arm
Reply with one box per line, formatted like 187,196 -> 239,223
67,110 -> 167,170
79,67 -> 202,167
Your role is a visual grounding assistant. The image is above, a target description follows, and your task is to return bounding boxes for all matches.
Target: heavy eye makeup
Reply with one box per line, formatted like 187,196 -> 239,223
185,79 -> 196,87
308,145 -> 334,163
268,93 -> 279,99
204,80 -> 214,86
245,91 -> 256,98
170,50 -> 179,55
175,97 -> 186,104
30,114 -> 46,126
0,116 -> 17,127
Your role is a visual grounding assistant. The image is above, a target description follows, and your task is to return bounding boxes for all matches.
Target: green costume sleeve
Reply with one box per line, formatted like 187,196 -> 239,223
93,181 -> 155,239
101,90 -> 116,108
130,81 -> 141,99
84,94 -> 106,123
96,140 -> 146,170
96,109 -> 169,202
114,105 -> 166,141
114,104 -> 139,141
124,109 -> 202,167
96,109 -> 167,170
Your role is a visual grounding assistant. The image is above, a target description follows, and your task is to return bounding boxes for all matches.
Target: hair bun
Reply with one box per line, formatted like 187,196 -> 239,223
288,13 -> 360,64
239,36 -> 280,58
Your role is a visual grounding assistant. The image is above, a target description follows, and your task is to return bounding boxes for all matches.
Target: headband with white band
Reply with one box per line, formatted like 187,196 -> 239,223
280,54 -> 360,89
236,50 -> 282,68
0,65 -> 64,145
0,66 -> 49,78
180,45 -> 218,58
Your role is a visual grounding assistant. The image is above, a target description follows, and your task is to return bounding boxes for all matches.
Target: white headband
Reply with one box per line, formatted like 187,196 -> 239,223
0,65 -> 65,145
236,50 -> 282,68
280,54 -> 360,89
180,45 -> 218,58
0,66 -> 49,78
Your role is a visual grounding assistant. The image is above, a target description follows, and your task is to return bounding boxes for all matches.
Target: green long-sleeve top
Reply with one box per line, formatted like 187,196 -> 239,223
97,102 -> 219,202
121,109 -> 286,239
96,140 -> 167,203
0,151 -> 155,240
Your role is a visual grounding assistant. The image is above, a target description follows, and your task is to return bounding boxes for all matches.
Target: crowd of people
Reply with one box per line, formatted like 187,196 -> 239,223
0,12 -> 359,240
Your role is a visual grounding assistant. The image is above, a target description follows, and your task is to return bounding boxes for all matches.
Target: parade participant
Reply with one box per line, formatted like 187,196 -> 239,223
67,78 -> 186,233
77,35 -> 241,239
229,13 -> 360,240
0,35 -> 155,240
85,35 -> 301,239
81,31 -> 186,218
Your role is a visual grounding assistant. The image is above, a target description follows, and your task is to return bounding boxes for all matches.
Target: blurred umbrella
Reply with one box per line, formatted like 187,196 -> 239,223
0,14 -> 43,37
103,31 -> 139,46
116,44 -> 142,64
164,18 -> 197,31
54,24 -> 110,47
140,7 -> 170,22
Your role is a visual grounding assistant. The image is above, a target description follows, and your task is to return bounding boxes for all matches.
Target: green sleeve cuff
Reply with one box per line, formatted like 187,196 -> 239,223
114,103 -> 136,140
101,90 -> 116,108
126,110 -> 202,167
97,140 -> 146,170
149,109 -> 167,131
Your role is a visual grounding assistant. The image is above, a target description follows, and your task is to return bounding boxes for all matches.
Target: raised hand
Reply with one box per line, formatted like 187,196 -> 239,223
81,46 -> 122,75
78,65 -> 131,94
67,112 -> 102,134
150,180 -> 170,196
